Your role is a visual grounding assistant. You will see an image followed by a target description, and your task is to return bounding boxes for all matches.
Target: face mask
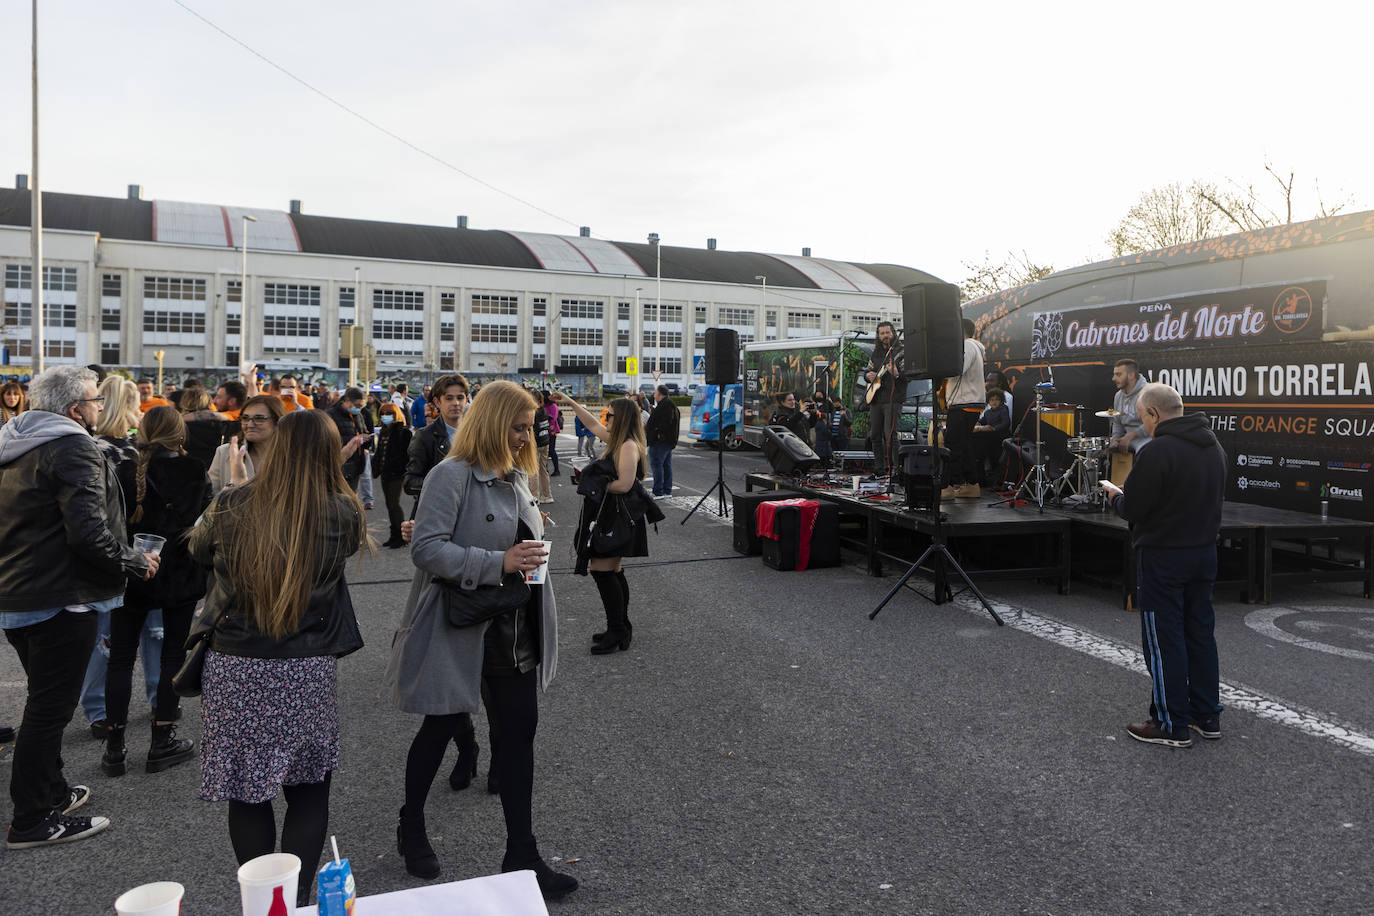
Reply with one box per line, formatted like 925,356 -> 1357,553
380,415 -> 395,425
349,405 -> 361,416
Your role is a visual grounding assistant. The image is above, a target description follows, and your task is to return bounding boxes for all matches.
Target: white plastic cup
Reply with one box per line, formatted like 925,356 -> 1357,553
852,475 -> 861,491
114,881 -> 184,916
132,534 -> 167,556
525,540 -> 552,585
238,852 -> 300,916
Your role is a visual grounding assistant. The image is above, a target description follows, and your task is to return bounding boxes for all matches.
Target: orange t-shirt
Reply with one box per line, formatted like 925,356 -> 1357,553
279,392 -> 314,411
139,397 -> 171,413
218,407 -> 242,422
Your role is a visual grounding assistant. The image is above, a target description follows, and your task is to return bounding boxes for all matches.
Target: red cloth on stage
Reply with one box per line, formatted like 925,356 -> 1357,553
755,498 -> 820,570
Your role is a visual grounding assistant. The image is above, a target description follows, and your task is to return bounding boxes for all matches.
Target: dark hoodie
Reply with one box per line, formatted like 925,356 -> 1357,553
1110,413 -> 1227,549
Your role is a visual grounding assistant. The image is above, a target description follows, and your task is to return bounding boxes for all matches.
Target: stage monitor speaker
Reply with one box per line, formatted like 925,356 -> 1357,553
899,443 -> 947,513
704,327 -> 740,385
761,425 -> 820,475
901,282 -> 964,380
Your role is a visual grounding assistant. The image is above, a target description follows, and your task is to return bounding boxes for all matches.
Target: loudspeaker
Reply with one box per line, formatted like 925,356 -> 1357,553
759,502 -> 841,571
901,283 -> 964,380
899,443 -> 947,513
761,425 -> 819,475
732,491 -> 781,555
704,327 -> 740,385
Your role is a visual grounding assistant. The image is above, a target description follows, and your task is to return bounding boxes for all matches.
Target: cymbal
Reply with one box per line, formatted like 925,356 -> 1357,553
1095,409 -> 1121,418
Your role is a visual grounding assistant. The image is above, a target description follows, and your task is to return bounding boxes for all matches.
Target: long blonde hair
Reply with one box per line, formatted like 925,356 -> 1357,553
605,397 -> 648,478
130,406 -> 186,524
447,380 -> 539,478
215,410 -> 370,640
0,381 -> 25,423
93,377 -> 140,440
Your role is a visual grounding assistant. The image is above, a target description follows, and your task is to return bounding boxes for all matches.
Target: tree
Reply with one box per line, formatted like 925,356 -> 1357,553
960,250 -> 1054,301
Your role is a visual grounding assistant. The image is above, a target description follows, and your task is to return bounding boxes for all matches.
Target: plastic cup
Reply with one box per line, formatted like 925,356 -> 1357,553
114,881 -> 184,916
851,476 -> 861,491
525,540 -> 552,585
132,534 -> 167,556
237,852 -> 300,916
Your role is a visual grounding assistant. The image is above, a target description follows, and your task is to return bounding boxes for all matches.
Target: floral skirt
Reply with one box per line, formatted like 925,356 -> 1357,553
199,650 -> 339,803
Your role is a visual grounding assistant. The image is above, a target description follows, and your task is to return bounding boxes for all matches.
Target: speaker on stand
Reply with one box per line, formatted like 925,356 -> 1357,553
684,328 -> 743,526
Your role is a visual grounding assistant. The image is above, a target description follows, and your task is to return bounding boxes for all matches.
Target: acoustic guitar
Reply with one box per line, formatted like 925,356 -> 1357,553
864,332 -> 904,405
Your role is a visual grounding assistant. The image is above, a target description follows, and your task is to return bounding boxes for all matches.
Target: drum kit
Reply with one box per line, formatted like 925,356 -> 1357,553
1009,399 -> 1122,510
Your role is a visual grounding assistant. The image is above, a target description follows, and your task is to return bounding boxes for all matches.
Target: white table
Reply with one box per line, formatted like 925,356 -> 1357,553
299,870 -> 548,915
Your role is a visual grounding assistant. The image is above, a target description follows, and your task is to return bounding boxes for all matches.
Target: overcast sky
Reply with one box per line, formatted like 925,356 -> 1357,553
3,1 -> 1371,286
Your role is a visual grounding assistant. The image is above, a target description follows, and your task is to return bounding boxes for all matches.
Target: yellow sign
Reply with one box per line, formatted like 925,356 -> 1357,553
626,356 -> 638,375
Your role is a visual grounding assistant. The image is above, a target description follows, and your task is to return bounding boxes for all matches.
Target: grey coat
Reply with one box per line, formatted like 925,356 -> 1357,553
384,458 -> 557,715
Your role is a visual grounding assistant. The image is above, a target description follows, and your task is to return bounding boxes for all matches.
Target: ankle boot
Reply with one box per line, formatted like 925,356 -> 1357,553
502,836 -> 578,900
448,717 -> 479,791
385,525 -> 404,548
101,724 -> 127,777
396,806 -> 441,879
146,723 -> 195,774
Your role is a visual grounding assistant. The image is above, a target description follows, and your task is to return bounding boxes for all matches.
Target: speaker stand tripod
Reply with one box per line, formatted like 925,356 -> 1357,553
870,449 -> 1004,625
682,393 -> 733,526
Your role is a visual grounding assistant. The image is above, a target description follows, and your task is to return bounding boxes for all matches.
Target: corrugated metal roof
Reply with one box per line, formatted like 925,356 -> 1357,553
0,189 -> 153,240
766,254 -> 892,293
506,231 -> 647,275
289,214 -> 542,269
153,200 -> 230,247
224,207 -> 300,252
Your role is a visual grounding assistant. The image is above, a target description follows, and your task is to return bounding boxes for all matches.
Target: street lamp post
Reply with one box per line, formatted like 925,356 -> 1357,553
648,233 -> 661,376
632,287 -> 643,384
754,275 -> 767,340
240,214 -> 257,366
30,0 -> 43,374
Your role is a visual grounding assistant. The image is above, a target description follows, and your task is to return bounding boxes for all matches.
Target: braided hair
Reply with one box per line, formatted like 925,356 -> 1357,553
130,406 -> 187,524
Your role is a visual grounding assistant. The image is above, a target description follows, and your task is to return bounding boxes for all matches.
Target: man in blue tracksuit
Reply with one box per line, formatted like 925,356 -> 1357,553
1101,383 -> 1226,748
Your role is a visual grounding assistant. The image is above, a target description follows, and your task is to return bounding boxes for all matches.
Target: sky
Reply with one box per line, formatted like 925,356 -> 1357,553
3,1 -> 1372,287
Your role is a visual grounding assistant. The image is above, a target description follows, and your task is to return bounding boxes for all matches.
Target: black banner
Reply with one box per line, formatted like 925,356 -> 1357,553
1031,281 -> 1326,359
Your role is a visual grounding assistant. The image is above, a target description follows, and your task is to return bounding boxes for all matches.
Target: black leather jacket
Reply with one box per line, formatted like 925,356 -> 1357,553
187,489 -> 364,659
0,412 -> 149,611
405,418 -> 453,495
122,452 -> 214,612
327,403 -> 367,480
645,398 -> 681,447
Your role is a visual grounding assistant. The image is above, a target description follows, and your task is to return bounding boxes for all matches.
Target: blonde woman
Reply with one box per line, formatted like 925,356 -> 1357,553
386,380 -> 575,899
189,410 -> 368,908
552,393 -> 661,654
0,380 -> 27,428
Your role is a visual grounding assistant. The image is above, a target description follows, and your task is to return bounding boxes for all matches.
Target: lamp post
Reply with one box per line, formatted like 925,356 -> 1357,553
30,0 -> 43,373
648,233 -> 661,376
633,287 -> 643,382
754,275 -> 767,340
240,214 -> 257,365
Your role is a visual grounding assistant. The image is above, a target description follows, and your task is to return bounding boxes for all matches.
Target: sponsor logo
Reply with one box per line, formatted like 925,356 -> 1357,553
1237,477 -> 1281,491
1322,484 -> 1364,501
1272,286 -> 1314,334
1279,457 -> 1320,469
1236,454 -> 1274,467
1326,461 -> 1372,472
1295,480 -> 1312,492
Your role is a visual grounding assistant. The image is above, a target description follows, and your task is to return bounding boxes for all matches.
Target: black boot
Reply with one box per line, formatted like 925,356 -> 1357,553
396,806 -> 441,879
592,570 -> 633,643
383,526 -> 403,548
448,716 -> 479,791
502,836 -> 578,900
590,571 -> 630,653
101,724 -> 127,777
146,723 -> 195,774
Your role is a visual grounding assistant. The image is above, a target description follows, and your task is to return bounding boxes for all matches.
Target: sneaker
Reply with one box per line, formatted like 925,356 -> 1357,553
364,502 -> 375,510
1126,720 -> 1192,748
938,485 -> 961,500
955,484 -> 982,499
61,785 -> 91,814
6,812 -> 110,849
1189,717 -> 1222,740
90,719 -> 110,740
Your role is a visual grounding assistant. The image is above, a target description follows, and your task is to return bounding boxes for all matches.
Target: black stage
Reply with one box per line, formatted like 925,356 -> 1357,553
744,472 -> 1373,606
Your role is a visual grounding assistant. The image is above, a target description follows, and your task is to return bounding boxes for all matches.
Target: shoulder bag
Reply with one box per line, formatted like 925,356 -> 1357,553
172,606 -> 222,698
434,572 -> 531,627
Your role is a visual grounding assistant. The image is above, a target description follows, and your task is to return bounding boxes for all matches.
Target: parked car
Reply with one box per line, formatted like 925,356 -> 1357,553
664,382 -> 681,396
601,382 -> 629,397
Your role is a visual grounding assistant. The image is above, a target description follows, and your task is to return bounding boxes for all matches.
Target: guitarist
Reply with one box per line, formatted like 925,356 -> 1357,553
863,321 -> 906,476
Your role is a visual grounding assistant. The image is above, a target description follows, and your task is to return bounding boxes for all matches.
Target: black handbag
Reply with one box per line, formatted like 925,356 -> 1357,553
588,492 -> 636,556
172,617 -> 216,698
435,572 -> 531,628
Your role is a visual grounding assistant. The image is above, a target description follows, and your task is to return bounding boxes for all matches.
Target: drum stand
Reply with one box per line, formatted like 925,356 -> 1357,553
991,385 -> 1054,513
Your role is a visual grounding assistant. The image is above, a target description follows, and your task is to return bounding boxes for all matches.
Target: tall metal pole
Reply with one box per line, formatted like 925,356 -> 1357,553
240,214 -> 256,367
30,0 -> 44,373
755,275 -> 767,340
648,233 -> 661,376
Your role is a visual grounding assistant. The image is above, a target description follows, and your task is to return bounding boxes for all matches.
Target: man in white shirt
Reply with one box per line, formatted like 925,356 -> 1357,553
940,318 -> 987,500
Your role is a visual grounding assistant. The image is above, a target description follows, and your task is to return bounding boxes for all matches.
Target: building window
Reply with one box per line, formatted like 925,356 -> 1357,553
263,283 -> 321,308
694,305 -> 708,349
142,311 -> 207,334
374,319 -> 424,340
102,274 -> 122,298
263,316 -> 322,337
101,344 -> 121,364
473,324 -> 519,344
560,299 -> 604,321
718,307 -> 754,326
101,308 -> 120,331
617,302 -> 631,321
374,289 -> 424,310
4,302 -> 76,328
472,294 -> 518,315
646,358 -> 683,374
561,327 -> 604,347
5,264 -> 78,292
533,297 -> 547,317
641,330 -> 683,349
225,347 -> 240,366
226,280 -> 242,304
852,314 -> 880,333
143,276 -> 206,300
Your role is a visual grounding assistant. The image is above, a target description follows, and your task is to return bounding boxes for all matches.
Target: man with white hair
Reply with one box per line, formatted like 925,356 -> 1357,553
1101,382 -> 1226,748
0,366 -> 159,848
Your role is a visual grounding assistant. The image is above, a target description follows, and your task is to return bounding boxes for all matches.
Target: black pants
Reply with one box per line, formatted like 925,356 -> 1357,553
404,669 -> 538,848
381,477 -> 405,534
106,600 -> 195,727
868,402 -> 899,476
5,610 -> 98,830
970,430 -> 1009,484
547,438 -> 560,475
943,405 -> 981,486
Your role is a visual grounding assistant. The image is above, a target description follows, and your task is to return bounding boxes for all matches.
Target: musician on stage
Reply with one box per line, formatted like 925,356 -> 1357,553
862,321 -> 905,476
1109,359 -> 1151,455
940,318 -> 986,500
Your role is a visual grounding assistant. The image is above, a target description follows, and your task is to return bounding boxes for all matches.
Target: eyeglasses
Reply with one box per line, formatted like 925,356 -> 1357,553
241,415 -> 274,425
75,397 -> 105,405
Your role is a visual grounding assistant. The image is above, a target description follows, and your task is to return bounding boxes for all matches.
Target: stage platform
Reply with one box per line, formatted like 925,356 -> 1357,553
743,472 -> 1373,606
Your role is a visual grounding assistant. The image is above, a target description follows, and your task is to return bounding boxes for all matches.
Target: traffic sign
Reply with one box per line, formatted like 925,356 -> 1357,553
692,355 -> 706,374
626,356 -> 638,375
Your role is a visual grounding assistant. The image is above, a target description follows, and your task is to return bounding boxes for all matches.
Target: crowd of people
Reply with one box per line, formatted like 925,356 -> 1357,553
0,363 -> 684,906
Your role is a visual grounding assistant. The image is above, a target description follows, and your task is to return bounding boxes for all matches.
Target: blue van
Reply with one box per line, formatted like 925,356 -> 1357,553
689,384 -> 743,450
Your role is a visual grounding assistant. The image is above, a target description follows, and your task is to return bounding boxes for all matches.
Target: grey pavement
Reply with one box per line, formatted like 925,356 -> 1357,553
2,434 -> 1372,914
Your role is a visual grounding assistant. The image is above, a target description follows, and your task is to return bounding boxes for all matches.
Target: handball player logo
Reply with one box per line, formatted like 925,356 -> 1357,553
1272,286 -> 1313,334
1236,454 -> 1248,467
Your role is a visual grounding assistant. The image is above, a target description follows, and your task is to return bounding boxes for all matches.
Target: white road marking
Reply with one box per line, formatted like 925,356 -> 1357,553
1245,606 -> 1374,664
941,593 -> 1374,758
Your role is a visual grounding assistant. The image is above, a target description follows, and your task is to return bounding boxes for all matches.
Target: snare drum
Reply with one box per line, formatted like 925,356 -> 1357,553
1067,436 -> 1109,454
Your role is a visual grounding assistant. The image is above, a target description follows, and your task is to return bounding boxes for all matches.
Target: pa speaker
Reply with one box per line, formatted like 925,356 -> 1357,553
761,425 -> 819,475
704,328 -> 740,384
901,283 -> 964,380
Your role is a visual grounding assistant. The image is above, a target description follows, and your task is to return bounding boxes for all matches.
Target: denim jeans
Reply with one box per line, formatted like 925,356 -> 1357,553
648,444 -> 674,496
358,453 -> 375,504
80,608 -> 161,724
5,610 -> 98,830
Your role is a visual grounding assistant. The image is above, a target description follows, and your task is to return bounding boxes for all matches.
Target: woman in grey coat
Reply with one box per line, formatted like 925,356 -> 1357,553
384,381 -> 577,900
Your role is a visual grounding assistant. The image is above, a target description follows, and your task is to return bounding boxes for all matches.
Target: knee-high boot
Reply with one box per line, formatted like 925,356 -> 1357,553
590,570 -> 630,654
590,569 -> 634,644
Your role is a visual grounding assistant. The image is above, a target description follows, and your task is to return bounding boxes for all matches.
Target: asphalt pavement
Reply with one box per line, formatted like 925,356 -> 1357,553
2,433 -> 1372,914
